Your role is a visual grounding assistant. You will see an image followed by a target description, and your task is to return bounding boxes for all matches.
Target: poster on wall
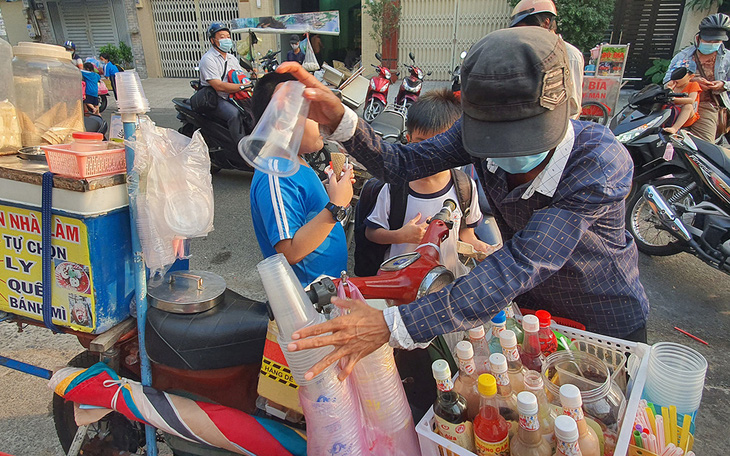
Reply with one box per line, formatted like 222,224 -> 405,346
231,11 -> 340,35
0,204 -> 96,332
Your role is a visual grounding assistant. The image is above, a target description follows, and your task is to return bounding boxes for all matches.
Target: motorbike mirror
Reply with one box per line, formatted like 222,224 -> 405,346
239,58 -> 253,72
375,52 -> 382,61
409,52 -> 415,62
460,51 -> 467,59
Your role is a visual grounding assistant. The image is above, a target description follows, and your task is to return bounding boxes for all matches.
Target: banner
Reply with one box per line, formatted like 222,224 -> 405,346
231,11 -> 340,35
596,45 -> 629,78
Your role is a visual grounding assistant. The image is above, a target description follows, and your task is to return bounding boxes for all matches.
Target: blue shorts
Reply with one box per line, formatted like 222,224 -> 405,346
84,95 -> 99,106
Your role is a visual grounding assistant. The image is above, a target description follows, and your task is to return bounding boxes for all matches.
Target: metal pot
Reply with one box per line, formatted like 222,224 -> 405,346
147,270 -> 226,314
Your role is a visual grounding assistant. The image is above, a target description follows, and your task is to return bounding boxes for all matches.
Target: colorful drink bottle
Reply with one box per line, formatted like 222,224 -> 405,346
522,370 -> 556,448
454,341 -> 481,420
499,329 -> 526,392
473,374 -> 511,456
488,352 -> 519,438
535,310 -> 558,356
559,384 -> 600,456
510,391 -> 552,456
488,311 -> 508,355
468,325 -> 491,375
555,415 -> 583,456
521,314 -> 544,372
504,302 -> 524,344
432,359 -> 475,452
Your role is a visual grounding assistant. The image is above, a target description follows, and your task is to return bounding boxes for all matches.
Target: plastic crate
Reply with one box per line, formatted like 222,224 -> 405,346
42,143 -> 126,179
416,321 -> 651,456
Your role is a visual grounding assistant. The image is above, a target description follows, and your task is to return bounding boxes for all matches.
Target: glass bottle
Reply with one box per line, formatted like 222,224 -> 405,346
453,341 -> 481,420
521,314 -> 544,372
489,353 -> 519,439
468,325 -> 491,375
432,359 -> 475,452
554,415 -> 583,456
499,329 -> 526,392
510,391 -> 552,456
504,302 -> 524,344
535,310 -> 558,356
488,311 -> 508,355
523,370 -> 556,449
559,384 -> 600,456
473,374 -> 511,456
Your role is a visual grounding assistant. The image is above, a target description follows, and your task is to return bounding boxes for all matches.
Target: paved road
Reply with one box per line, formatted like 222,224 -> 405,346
1,97 -> 728,455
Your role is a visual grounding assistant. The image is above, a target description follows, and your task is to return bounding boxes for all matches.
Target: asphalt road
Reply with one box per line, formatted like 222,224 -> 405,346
0,106 -> 728,455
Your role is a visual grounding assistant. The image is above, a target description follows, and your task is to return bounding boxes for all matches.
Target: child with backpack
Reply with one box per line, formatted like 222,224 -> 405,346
355,89 -> 495,278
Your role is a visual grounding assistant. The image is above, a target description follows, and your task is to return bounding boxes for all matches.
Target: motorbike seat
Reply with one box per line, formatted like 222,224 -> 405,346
702,143 -> 730,174
371,110 -> 405,141
146,289 -> 269,370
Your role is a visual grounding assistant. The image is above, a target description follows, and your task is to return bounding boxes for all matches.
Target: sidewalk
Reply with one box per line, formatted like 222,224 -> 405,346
141,78 -> 193,110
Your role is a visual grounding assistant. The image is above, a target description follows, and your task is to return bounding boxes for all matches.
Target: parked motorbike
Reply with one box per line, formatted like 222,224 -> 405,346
639,129 -> 730,273
395,52 -> 431,110
369,103 -> 408,144
450,51 -> 467,101
97,80 -> 110,113
363,52 -> 393,122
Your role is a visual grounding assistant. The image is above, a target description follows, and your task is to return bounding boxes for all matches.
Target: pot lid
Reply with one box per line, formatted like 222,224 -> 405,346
148,270 -> 226,314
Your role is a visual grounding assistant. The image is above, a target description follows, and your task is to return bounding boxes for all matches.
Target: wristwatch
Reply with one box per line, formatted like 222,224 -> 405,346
239,85 -> 245,91
325,202 -> 347,222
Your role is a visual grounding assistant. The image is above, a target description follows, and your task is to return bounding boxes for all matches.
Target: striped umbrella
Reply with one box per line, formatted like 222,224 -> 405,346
49,362 -> 306,456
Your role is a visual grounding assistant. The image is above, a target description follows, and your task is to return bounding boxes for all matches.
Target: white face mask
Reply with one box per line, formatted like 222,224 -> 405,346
491,150 -> 550,174
291,43 -> 299,50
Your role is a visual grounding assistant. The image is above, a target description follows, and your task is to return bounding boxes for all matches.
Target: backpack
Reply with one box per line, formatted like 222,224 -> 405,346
353,168 -> 473,277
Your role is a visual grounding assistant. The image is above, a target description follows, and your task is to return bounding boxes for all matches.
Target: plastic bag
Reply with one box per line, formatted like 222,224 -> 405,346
302,34 -> 320,72
0,100 -> 22,154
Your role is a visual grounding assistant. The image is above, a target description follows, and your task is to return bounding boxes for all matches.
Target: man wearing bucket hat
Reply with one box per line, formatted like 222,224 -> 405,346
277,27 -> 649,381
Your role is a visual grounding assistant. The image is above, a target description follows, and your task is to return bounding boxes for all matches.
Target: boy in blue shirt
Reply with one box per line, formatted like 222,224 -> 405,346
99,53 -> 120,100
81,62 -> 101,114
249,73 -> 354,286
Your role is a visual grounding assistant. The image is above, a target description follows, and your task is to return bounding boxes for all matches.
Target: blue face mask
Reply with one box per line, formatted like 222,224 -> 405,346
491,151 -> 550,174
698,41 -> 721,55
218,38 -> 234,52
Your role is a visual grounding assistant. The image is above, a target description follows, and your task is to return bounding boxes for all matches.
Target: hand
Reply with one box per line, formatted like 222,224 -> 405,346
326,164 -> 354,207
708,80 -> 725,91
666,81 -> 676,91
277,62 -> 345,132
288,297 -> 390,381
397,213 -> 427,244
471,239 -> 501,258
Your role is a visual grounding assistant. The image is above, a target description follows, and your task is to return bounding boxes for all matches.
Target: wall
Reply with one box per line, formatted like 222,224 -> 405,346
360,0 -> 376,70
134,0 -> 163,78
675,5 -> 713,53
0,1 -> 30,45
122,0 -> 148,78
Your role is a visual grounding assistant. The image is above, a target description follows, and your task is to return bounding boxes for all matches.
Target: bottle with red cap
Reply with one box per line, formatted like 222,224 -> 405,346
535,310 -> 558,356
520,314 -> 544,372
69,132 -> 106,152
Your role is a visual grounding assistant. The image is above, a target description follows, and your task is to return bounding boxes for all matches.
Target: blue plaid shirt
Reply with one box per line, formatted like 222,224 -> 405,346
344,118 -> 649,339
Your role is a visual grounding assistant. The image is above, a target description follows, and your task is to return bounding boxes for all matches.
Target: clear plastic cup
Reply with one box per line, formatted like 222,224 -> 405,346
115,71 -> 150,114
238,80 -> 309,177
643,342 -> 707,414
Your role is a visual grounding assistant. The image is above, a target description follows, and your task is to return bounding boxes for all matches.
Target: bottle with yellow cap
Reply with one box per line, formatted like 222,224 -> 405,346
473,374 -> 511,456
432,359 -> 475,452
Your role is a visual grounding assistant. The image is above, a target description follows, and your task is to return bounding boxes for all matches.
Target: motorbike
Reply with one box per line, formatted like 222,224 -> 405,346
97,80 -> 110,113
395,52 -> 431,110
369,102 -> 408,144
640,129 -> 730,272
450,51 -> 467,101
363,52 -> 393,122
259,49 -> 281,74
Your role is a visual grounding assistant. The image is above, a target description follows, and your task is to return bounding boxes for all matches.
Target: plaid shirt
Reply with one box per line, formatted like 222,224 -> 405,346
344,118 -> 649,340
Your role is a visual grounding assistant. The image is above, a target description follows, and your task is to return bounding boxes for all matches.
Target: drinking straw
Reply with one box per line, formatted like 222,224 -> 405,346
679,414 -> 691,452
662,407 -> 672,446
670,405 -> 678,445
656,415 -> 666,449
686,451 -> 695,456
634,430 -> 643,449
673,326 -> 709,345
645,434 -> 656,453
647,406 -> 658,435
661,443 -> 677,456
649,402 -> 658,417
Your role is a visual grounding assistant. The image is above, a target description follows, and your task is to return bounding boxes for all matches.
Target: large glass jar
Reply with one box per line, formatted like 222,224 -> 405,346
12,42 -> 83,147
542,351 -> 626,456
0,38 -> 21,154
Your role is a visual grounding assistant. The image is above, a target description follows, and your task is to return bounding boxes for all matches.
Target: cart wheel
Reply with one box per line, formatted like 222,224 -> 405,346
580,102 -> 610,125
53,351 -> 145,454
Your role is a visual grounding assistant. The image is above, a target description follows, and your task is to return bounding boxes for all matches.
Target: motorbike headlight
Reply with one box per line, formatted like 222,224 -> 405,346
615,115 -> 665,143
417,266 -> 454,298
370,79 -> 376,90
383,69 -> 391,79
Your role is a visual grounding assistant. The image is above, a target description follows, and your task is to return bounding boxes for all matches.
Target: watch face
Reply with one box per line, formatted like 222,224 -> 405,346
335,206 -> 347,222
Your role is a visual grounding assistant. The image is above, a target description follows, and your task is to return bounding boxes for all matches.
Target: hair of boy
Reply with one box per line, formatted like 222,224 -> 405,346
99,53 -> 111,62
517,12 -> 557,31
83,62 -> 95,72
251,72 -> 297,122
405,88 -> 462,135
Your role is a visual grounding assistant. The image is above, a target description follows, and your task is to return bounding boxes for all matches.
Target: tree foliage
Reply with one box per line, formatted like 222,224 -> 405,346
99,42 -> 134,68
364,0 -> 401,52
686,0 -> 724,9
509,0 -> 616,53
644,58 -> 670,84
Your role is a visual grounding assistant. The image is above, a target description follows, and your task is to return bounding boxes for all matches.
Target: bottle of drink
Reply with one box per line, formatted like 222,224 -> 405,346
473,374 -> 511,456
535,310 -> 558,356
488,311 -> 508,355
504,302 -> 524,344
453,341 -> 481,420
554,415 -> 583,456
510,391 -> 553,456
559,384 -> 600,456
499,329 -> 526,392
523,370 -> 556,449
468,325 -> 491,375
432,359 -> 475,452
489,353 -> 519,438
520,314 -> 544,372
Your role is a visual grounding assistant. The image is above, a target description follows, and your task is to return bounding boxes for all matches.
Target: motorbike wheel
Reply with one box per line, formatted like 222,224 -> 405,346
626,177 -> 699,256
363,98 -> 385,123
99,96 -> 108,113
580,101 -> 610,126
53,351 -> 146,455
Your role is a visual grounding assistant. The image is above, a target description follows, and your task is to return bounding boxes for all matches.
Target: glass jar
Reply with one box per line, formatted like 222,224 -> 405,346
70,132 -> 106,152
542,351 -> 626,456
1,38 -> 21,154
12,42 -> 83,147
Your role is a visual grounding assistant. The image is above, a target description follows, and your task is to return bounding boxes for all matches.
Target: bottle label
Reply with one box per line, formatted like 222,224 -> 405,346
564,406 -> 585,422
504,304 -> 515,318
557,440 -> 582,456
494,371 -> 510,387
474,433 -> 509,456
434,415 -> 475,451
519,412 -> 540,431
502,345 -> 520,362
436,377 -> 454,392
492,325 -> 505,338
459,359 -> 476,376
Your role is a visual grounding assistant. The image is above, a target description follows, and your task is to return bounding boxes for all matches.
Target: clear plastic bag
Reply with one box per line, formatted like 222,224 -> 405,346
302,34 -> 320,72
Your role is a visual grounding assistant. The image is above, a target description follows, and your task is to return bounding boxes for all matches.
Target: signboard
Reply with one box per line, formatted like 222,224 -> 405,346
231,11 -> 340,35
581,77 -> 622,115
595,45 -> 629,78
0,205 -> 97,332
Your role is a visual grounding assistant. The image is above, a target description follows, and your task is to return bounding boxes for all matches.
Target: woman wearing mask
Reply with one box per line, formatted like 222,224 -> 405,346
665,13 -> 730,141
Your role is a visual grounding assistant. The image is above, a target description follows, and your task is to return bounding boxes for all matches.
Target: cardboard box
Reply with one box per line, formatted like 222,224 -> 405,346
257,320 -> 303,414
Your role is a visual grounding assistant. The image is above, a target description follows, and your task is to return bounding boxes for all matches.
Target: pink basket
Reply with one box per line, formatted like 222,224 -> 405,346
42,144 -> 127,179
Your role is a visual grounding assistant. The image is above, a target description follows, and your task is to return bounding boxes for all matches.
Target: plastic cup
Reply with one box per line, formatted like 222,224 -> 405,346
643,342 -> 707,414
238,80 -> 310,177
115,71 -> 150,114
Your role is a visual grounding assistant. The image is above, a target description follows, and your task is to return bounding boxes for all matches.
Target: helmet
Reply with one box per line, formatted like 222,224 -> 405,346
509,0 -> 557,27
699,13 -> 730,41
207,22 -> 230,40
63,40 -> 75,51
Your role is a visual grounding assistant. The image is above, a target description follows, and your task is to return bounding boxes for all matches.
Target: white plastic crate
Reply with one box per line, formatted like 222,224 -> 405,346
416,321 -> 651,456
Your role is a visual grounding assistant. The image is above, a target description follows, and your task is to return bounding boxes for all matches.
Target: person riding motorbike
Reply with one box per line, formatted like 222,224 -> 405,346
665,13 -> 730,142
199,22 -> 249,143
63,40 -> 83,69
278,27 -> 650,382
509,0 -> 583,120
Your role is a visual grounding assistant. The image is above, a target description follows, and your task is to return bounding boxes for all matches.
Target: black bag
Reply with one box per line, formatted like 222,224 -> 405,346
353,168 -> 473,277
190,61 -> 227,114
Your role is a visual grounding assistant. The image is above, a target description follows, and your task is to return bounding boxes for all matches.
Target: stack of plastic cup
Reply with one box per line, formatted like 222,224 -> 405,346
643,342 -> 707,415
115,70 -> 150,114
351,344 -> 420,456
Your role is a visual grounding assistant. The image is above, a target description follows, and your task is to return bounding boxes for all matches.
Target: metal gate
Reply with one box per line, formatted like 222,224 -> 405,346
610,0 -> 685,81
398,0 -> 511,80
47,0 -> 120,59
150,0 -> 239,78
